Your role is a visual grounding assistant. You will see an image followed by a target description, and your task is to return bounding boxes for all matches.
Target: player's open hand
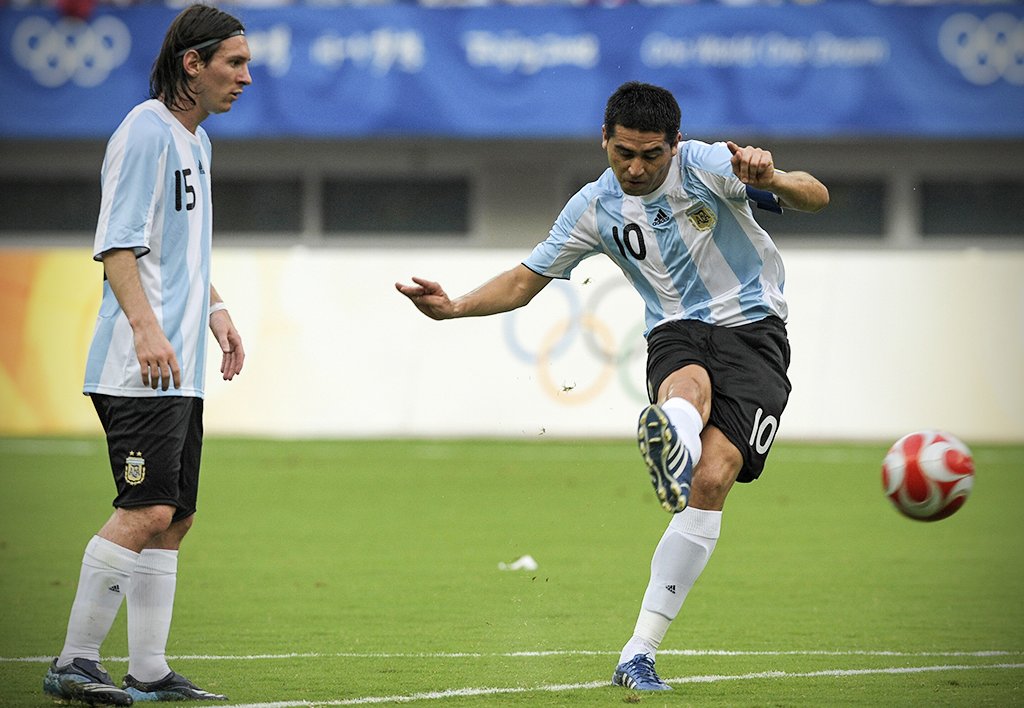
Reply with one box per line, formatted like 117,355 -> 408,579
395,277 -> 455,320
133,322 -> 181,390
727,141 -> 775,189
210,309 -> 245,381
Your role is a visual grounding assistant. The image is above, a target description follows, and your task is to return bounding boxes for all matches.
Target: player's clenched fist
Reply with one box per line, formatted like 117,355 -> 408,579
726,140 -> 775,189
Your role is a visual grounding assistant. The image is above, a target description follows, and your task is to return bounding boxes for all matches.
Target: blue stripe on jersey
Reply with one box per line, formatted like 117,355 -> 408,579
100,112 -> 166,257
586,172 -> 678,328
678,143 -> 778,323
683,139 -> 731,175
710,196 -> 772,320
593,192 -> 668,330
680,141 -> 781,322
675,160 -> 732,324
152,139 -> 209,396
645,195 -> 713,325
528,186 -> 592,278
159,188 -> 188,396
678,149 -> 719,203
193,138 -> 212,393
83,282 -> 118,386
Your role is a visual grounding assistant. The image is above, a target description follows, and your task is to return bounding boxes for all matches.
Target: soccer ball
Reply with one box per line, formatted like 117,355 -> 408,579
881,430 -> 974,521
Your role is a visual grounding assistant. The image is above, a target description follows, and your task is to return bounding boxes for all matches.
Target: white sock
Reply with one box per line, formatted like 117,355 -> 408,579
58,536 -> 139,665
618,636 -> 657,666
619,507 -> 721,664
660,397 -> 703,468
127,549 -> 178,682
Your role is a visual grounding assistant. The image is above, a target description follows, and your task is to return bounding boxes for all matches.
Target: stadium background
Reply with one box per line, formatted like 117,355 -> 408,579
1,1 -> 1022,442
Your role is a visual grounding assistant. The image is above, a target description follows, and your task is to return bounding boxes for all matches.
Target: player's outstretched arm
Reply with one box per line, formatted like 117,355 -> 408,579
395,264 -> 551,321
726,140 -> 829,213
766,169 -> 829,213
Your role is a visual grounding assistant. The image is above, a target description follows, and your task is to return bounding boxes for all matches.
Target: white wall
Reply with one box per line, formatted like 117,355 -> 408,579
193,247 -> 1023,443
3,246 -> 1018,441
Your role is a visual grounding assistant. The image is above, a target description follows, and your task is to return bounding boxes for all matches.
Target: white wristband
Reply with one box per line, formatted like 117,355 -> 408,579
209,302 -> 228,317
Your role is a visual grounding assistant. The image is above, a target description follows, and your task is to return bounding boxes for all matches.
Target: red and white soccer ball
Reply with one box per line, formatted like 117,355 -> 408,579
881,430 -> 974,521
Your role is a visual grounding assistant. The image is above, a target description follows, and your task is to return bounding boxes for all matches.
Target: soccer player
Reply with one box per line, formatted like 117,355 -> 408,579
43,5 -> 250,704
396,81 -> 828,691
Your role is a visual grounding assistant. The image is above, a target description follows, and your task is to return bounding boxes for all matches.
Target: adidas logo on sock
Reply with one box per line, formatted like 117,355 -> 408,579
665,584 -> 676,594
108,584 -> 121,593
652,208 -> 670,226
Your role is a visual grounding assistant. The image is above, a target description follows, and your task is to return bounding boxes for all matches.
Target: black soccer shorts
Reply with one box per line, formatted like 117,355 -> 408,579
90,393 -> 204,522
645,316 -> 792,483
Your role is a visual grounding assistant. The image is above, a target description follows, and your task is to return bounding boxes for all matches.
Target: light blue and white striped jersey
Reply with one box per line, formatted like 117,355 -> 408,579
523,139 -> 788,335
84,99 -> 214,398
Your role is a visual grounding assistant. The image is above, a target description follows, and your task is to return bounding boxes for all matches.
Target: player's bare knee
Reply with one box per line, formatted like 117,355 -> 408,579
170,514 -> 194,539
690,473 -> 733,509
148,513 -> 194,550
101,504 -> 177,550
133,505 -> 176,534
691,451 -> 742,508
658,365 -> 711,418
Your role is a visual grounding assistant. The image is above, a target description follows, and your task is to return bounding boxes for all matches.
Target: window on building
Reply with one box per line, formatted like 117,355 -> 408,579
920,179 -> 1024,238
321,177 -> 470,235
214,177 -> 303,234
0,178 -> 99,233
761,178 -> 886,238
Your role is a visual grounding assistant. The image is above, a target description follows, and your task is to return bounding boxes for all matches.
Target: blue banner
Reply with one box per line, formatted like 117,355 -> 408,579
2,4 -> 1022,138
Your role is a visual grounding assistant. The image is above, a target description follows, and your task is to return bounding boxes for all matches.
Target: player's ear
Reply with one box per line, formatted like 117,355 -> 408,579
181,49 -> 204,79
601,123 -> 609,149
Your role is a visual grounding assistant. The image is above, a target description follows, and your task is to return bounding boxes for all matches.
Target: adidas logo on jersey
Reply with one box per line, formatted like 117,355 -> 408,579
108,584 -> 121,593
652,209 -> 670,226
664,584 -> 676,594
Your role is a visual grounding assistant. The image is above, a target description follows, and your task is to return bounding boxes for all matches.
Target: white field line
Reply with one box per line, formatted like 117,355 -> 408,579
8,651 -> 1022,706
4,649 -> 1023,663
212,663 -> 1024,707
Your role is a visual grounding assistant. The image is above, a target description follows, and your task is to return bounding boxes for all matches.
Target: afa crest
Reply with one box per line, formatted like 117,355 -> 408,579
686,203 -> 717,232
124,451 -> 146,486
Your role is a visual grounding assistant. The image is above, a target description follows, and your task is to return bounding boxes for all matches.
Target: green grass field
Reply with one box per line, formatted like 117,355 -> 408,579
1,437 -> 1022,707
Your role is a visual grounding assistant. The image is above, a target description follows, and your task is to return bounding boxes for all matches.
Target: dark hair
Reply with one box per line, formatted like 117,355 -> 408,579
603,81 -> 681,145
149,4 -> 245,112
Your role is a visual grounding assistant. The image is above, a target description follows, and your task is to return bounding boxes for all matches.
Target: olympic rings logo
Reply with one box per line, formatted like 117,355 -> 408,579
12,15 -> 131,88
502,278 -> 648,406
938,12 -> 1024,86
